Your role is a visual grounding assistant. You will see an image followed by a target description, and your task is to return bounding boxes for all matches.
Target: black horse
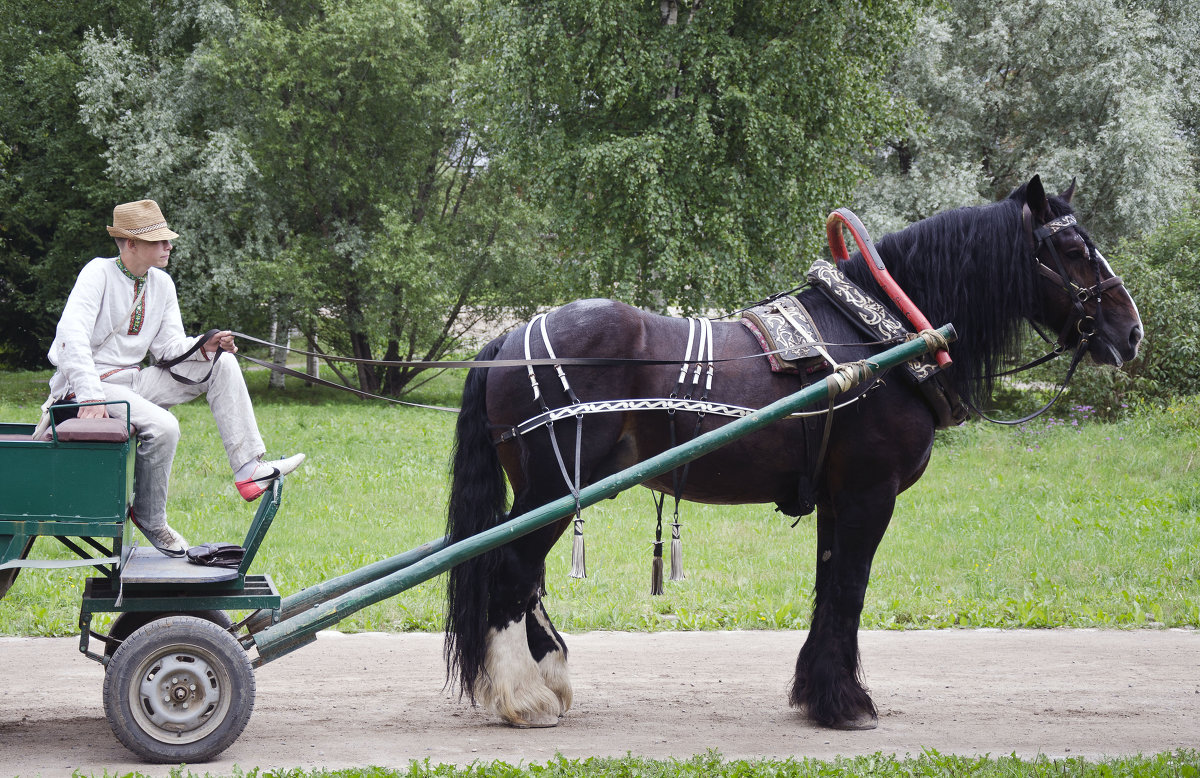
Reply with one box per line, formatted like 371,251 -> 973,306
444,176 -> 1143,729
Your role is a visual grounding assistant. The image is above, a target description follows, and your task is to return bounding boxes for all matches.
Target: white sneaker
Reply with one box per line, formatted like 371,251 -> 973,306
235,453 -> 306,501
129,511 -> 188,558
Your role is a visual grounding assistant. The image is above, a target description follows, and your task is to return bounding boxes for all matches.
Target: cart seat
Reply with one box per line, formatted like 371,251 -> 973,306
120,545 -> 240,584
44,418 -> 134,442
0,418 -> 133,443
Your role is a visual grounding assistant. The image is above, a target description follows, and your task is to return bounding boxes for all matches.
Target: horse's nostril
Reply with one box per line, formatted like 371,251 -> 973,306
1130,324 -> 1144,348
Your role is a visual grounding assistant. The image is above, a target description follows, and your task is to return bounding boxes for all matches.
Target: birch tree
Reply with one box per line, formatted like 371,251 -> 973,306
463,0 -> 931,311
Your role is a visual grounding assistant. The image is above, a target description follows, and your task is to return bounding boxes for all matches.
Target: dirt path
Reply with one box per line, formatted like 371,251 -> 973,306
3,629 -> 1198,776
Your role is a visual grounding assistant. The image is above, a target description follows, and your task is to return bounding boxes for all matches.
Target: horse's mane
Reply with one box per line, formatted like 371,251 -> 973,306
838,189 -> 1076,405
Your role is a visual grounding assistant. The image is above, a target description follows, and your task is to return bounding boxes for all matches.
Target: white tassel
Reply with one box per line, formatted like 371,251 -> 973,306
569,517 -> 586,578
669,521 -> 685,581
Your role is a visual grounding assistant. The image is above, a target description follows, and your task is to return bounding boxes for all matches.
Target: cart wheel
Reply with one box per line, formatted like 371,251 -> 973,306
0,536 -> 35,600
105,610 -> 236,658
103,615 -> 254,763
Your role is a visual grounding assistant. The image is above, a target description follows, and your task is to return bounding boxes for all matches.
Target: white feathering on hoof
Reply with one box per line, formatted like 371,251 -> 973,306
529,605 -> 573,715
479,619 -> 562,728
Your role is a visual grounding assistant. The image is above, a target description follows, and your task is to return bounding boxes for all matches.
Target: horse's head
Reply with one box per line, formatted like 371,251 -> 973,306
1014,175 -> 1143,367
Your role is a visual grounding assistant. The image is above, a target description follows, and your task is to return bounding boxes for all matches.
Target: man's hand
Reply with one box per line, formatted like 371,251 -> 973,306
78,403 -> 108,420
204,330 -> 238,354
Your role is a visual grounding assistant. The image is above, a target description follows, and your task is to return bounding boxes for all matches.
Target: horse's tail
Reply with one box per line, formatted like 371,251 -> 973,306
444,334 -> 509,703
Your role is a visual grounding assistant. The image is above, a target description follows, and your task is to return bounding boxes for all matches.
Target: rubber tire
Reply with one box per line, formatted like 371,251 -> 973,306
0,567 -> 20,601
104,610 -> 236,658
103,615 -> 254,763
0,537 -> 35,600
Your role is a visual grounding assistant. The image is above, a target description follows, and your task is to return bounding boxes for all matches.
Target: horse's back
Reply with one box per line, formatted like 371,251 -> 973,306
499,299 -> 656,358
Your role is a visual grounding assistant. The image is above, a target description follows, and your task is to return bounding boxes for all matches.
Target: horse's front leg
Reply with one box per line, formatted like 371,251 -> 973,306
477,525 -> 571,728
791,490 -> 895,729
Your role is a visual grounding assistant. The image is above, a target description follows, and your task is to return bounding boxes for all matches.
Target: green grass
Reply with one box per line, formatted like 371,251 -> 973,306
2,367 -> 1199,637
70,750 -> 1200,777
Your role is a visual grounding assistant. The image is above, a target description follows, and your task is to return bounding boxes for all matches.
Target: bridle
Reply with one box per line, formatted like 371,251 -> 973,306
966,205 -> 1125,425
1031,211 -> 1125,350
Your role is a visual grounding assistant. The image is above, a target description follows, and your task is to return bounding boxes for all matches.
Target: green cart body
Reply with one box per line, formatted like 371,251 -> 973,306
1,409 -> 135,597
1,405 -> 283,620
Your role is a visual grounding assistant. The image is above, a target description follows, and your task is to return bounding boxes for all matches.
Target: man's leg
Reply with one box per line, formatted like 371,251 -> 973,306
136,355 -> 302,501
98,380 -> 188,555
136,355 -> 264,469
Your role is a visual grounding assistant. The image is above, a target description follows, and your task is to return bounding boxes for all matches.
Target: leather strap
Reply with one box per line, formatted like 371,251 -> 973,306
156,328 -> 224,386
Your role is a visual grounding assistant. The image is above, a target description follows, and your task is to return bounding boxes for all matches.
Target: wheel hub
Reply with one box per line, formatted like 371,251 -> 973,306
137,654 -> 220,734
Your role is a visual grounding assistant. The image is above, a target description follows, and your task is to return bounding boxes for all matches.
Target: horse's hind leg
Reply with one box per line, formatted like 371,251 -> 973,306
476,520 -> 571,727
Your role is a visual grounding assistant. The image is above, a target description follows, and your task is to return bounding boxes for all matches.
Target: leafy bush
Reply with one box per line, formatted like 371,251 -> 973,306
1003,198 -> 1200,418
1112,200 -> 1200,405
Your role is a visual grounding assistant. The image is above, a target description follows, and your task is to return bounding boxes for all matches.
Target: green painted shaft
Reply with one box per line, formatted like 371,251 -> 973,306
242,536 -> 448,634
252,324 -> 955,664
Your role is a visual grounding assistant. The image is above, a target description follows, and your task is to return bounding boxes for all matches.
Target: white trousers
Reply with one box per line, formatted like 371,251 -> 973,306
98,354 -> 265,528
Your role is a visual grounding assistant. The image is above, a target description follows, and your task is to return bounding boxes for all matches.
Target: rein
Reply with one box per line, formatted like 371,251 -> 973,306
209,329 -> 907,414
228,330 -> 902,370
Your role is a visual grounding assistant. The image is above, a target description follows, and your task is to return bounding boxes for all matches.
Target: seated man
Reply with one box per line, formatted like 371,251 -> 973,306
46,199 -> 304,556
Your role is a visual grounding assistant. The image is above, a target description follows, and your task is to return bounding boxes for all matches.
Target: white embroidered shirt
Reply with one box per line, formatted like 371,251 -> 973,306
48,256 -> 205,402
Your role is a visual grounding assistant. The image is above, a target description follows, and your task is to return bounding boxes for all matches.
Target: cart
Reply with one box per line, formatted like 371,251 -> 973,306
0,325 -> 954,763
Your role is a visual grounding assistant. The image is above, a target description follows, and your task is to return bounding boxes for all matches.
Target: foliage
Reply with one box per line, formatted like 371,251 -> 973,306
76,0 -> 554,396
1150,0 -> 1200,181
463,0 -> 931,312
855,0 -> 1198,244
1108,197 -> 1200,404
46,750 -> 1200,777
0,0 -> 155,367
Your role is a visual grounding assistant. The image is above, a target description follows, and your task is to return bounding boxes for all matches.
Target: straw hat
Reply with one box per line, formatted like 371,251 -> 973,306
106,200 -> 179,241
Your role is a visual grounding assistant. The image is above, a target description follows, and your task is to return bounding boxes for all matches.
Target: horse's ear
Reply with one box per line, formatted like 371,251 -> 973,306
1025,175 -> 1050,218
1059,177 -> 1077,203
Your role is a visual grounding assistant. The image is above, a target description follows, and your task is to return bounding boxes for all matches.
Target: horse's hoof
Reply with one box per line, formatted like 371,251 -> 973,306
832,713 -> 878,731
510,712 -> 560,729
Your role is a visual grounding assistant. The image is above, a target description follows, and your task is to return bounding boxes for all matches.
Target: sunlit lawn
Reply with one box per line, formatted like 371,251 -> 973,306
2,367 -> 1198,636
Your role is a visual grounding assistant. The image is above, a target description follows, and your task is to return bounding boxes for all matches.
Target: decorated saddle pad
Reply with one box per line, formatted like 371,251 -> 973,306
740,296 -> 829,374
806,259 -> 938,382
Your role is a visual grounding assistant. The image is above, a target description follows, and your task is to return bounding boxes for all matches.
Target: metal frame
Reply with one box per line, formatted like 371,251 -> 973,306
78,478 -> 286,662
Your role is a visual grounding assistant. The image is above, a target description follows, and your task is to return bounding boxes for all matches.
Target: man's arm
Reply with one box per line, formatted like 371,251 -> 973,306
147,272 -> 216,363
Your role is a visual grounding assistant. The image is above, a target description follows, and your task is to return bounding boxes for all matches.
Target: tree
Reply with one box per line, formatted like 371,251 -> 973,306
855,0 -> 1197,242
0,0 -> 157,367
463,0 -> 931,312
78,0 -> 554,395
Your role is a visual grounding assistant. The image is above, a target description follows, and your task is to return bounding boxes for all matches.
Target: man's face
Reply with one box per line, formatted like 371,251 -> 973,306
126,238 -> 172,271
